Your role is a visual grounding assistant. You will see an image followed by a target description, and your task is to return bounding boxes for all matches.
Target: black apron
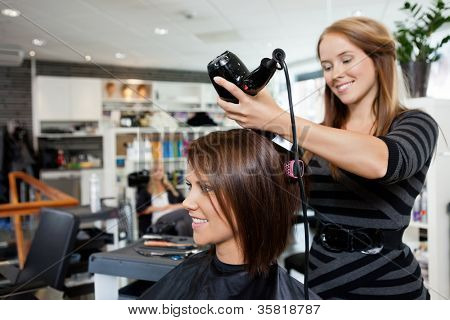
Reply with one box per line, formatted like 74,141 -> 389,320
140,251 -> 319,300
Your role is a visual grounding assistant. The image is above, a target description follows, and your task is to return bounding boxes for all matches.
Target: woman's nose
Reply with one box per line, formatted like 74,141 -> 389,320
183,196 -> 198,211
332,63 -> 344,81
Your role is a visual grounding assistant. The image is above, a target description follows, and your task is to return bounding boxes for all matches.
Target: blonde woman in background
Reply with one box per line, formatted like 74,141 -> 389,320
136,162 -> 192,236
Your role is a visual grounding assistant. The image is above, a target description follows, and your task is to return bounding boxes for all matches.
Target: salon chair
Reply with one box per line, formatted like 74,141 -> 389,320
0,208 -> 79,299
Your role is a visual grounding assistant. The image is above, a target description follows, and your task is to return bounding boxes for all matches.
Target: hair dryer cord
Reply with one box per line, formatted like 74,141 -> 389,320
275,50 -> 310,300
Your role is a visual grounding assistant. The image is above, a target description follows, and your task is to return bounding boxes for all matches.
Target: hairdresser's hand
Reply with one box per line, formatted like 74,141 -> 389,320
214,77 -> 287,133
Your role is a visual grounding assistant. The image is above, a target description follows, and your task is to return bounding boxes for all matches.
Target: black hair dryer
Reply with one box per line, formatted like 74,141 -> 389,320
207,49 -> 285,103
207,49 -> 294,152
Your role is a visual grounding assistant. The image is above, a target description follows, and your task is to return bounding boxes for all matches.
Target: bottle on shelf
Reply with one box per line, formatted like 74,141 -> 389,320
56,149 -> 66,168
162,133 -> 175,158
143,137 -> 152,162
89,173 -> 101,213
126,142 -> 133,163
151,140 -> 162,160
172,139 -> 180,158
182,137 -> 190,157
132,137 -> 139,162
163,138 -> 171,158
177,137 -> 183,158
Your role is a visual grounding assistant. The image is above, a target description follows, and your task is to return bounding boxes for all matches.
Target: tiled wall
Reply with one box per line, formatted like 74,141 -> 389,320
0,59 -> 209,144
36,60 -> 209,82
0,60 -> 32,136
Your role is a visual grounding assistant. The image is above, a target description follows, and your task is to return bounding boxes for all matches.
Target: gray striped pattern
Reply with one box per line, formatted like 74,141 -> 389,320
306,110 -> 437,299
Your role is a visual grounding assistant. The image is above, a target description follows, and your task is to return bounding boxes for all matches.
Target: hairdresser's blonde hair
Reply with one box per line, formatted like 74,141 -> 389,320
308,17 -> 408,178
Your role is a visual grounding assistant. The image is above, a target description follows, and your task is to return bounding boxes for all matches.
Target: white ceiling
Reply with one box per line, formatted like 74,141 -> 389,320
0,0 -> 439,71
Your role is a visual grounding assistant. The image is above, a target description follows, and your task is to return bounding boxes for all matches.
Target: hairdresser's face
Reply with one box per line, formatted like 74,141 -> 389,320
319,33 -> 378,108
183,168 -> 236,249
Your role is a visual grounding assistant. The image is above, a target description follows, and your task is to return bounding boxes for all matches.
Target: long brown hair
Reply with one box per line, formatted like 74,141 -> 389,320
187,129 -> 300,275
308,17 -> 408,177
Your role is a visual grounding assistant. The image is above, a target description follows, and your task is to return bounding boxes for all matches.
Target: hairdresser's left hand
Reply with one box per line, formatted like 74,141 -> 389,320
214,77 -> 286,133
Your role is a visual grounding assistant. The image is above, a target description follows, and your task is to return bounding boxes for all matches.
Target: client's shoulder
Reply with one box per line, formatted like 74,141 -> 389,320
168,249 -> 211,273
276,265 -> 321,300
184,250 -> 210,265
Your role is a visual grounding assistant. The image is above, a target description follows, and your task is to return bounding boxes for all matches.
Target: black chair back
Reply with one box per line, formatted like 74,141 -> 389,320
16,208 -> 80,290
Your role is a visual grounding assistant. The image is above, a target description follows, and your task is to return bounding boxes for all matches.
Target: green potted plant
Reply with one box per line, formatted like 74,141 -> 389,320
394,0 -> 450,97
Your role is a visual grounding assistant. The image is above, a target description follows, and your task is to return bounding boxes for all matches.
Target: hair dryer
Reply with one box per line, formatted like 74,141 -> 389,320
207,49 -> 293,152
207,50 -> 284,104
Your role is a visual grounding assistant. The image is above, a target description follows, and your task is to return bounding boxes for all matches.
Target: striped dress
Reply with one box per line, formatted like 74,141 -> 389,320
306,110 -> 438,299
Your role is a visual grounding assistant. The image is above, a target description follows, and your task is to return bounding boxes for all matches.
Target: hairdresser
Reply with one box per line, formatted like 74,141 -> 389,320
214,17 -> 437,299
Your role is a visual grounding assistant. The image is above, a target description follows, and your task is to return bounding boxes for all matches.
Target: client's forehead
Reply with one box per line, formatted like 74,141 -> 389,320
186,167 -> 209,182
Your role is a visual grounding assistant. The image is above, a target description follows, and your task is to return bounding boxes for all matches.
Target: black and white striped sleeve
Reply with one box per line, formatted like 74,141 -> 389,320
376,110 -> 438,184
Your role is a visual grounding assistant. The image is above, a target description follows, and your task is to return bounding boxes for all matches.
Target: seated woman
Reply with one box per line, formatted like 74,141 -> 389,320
136,162 -> 192,237
140,129 -> 318,299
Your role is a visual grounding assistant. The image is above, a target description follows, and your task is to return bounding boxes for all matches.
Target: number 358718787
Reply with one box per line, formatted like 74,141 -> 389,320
257,304 -> 321,315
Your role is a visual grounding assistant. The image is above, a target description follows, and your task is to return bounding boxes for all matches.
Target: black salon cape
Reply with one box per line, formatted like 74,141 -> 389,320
140,251 -> 319,300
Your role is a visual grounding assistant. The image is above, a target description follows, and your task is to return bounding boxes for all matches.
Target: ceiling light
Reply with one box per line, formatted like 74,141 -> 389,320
32,39 -> 46,47
352,10 -> 363,17
115,52 -> 126,59
1,8 -> 21,17
29,50 -> 36,57
84,55 -> 92,62
154,28 -> 168,35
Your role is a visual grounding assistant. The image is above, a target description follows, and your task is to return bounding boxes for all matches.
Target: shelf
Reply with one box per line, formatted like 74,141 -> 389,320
102,106 -> 224,113
164,108 -> 224,113
103,106 -> 153,112
38,133 -> 101,138
111,126 -> 235,134
156,99 -> 201,105
103,98 -> 152,104
160,157 -> 186,162
128,157 -> 186,163
409,220 -> 429,229
40,167 -> 103,173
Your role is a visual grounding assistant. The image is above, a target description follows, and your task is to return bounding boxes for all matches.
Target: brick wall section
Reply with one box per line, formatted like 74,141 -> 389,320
0,60 -> 33,135
36,60 -> 210,83
0,59 -> 209,143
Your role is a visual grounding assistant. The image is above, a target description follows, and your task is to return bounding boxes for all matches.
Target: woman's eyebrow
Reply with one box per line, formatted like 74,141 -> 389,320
338,50 -> 353,56
184,177 -> 210,186
321,50 -> 355,63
